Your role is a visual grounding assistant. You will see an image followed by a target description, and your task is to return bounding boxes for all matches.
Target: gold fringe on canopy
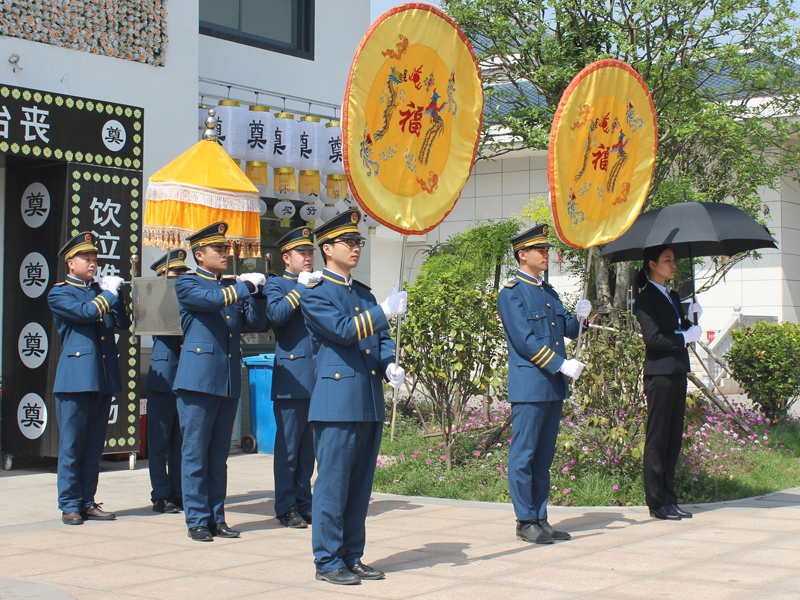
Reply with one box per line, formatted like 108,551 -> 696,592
274,167 -> 297,194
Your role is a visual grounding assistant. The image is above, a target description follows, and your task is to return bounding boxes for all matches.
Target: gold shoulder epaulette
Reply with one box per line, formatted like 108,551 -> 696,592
503,279 -> 518,288
306,279 -> 322,288
54,281 -> 66,286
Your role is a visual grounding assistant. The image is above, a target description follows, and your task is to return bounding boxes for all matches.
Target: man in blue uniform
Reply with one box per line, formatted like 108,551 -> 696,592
48,232 -> 129,525
265,226 -> 320,529
302,209 -> 407,585
497,224 -> 591,544
145,249 -> 191,514
174,222 -> 268,541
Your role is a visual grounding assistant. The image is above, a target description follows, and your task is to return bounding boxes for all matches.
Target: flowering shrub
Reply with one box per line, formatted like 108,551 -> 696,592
374,395 -> 800,505
726,321 -> 800,422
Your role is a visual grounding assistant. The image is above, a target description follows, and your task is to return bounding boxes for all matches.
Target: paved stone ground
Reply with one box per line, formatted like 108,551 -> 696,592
1,453 -> 799,600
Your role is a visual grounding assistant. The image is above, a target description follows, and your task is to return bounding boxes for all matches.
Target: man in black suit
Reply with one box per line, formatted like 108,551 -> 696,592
634,245 -> 702,520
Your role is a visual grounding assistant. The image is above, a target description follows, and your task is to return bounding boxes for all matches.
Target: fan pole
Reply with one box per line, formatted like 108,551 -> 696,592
574,246 -> 594,360
390,234 -> 408,442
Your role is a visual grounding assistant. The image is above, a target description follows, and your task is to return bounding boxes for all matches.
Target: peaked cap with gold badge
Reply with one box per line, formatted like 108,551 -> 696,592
187,221 -> 230,249
58,231 -> 99,261
277,225 -> 316,253
150,249 -> 190,275
312,209 -> 365,245
508,223 -> 552,252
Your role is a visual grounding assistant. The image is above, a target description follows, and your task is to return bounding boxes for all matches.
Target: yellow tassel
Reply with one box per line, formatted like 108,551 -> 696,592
246,161 -> 269,186
326,174 -> 348,199
280,219 -> 291,228
369,227 -> 377,235
299,170 -> 321,194
274,167 -> 297,193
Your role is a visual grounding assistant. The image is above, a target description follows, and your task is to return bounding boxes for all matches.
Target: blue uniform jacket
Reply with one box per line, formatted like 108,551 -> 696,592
265,272 -> 315,400
145,335 -> 182,394
301,269 -> 395,422
173,267 -> 268,399
48,275 -> 131,394
497,270 -> 581,403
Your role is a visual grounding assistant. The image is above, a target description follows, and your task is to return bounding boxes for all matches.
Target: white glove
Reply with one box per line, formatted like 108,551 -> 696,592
686,297 -> 703,321
682,325 -> 703,345
237,273 -> 267,287
385,363 -> 405,389
558,358 -> 585,380
576,299 -> 592,321
298,270 -> 322,286
380,282 -> 408,318
99,275 -> 124,296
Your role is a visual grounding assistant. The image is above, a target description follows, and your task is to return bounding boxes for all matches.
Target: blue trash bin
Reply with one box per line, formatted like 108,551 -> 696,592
242,354 -> 277,453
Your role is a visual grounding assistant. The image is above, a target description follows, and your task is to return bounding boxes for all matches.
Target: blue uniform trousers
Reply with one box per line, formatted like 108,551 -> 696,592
55,392 -> 111,513
273,399 -> 314,517
177,390 -> 239,528
508,400 -> 563,521
311,421 -> 381,572
147,390 -> 183,502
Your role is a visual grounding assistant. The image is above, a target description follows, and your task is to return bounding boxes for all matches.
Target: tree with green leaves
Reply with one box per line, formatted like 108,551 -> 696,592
401,221 -> 517,467
441,0 -> 800,311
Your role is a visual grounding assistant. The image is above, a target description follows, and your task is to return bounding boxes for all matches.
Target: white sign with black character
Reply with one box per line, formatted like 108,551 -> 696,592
20,182 -> 50,228
18,392 -> 47,440
19,251 -> 50,298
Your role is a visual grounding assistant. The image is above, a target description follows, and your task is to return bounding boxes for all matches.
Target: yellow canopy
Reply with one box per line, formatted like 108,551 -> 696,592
144,140 -> 262,257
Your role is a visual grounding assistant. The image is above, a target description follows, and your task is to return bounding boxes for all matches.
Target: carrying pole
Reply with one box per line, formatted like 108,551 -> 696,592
390,235 -> 409,442
574,246 -> 595,360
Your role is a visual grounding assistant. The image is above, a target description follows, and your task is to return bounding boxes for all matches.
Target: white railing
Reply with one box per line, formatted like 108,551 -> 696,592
698,307 -> 777,388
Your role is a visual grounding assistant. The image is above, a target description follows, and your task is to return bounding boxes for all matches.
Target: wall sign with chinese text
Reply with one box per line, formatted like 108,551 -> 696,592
1,85 -> 144,458
70,165 -> 142,452
0,84 -> 143,169
17,393 -> 47,441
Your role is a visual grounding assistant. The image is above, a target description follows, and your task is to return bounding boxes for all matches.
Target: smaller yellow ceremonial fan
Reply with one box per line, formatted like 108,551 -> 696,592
548,59 -> 658,249
343,2 -> 483,235
144,140 -> 262,257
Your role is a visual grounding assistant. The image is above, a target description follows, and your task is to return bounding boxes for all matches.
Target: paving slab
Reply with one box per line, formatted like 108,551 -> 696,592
1,453 -> 799,599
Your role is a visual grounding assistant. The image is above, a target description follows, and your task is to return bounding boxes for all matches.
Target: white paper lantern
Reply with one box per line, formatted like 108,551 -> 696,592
293,116 -> 325,198
321,120 -> 347,199
299,202 -> 319,227
321,204 -> 340,223
257,199 -> 268,216
271,113 -> 297,197
245,105 -> 273,186
274,200 -> 296,228
215,100 -> 248,161
363,212 -> 380,235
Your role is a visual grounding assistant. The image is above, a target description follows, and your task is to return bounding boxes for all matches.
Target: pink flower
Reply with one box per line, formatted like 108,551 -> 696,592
426,459 -> 432,464
440,455 -> 447,460
562,466 -> 569,473
563,488 -> 570,494
474,451 -> 481,456
613,485 -> 619,490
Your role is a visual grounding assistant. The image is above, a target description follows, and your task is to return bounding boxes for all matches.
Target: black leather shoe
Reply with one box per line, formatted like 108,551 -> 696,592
301,512 -> 312,524
650,505 -> 682,520
153,498 -> 180,514
209,521 -> 240,538
315,567 -> 361,585
62,511 -> 83,525
278,508 -> 308,529
671,504 -> 693,519
348,561 -> 385,580
187,526 -> 213,541
80,503 -> 116,521
171,497 -> 183,511
539,520 -> 572,541
516,520 -> 554,544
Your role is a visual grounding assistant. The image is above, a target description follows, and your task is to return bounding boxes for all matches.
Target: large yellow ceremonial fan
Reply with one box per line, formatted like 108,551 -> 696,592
548,59 -> 658,249
343,3 -> 483,235
143,139 -> 262,257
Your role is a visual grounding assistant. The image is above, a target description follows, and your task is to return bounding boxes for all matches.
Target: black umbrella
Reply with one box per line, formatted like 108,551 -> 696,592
599,201 -> 776,263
